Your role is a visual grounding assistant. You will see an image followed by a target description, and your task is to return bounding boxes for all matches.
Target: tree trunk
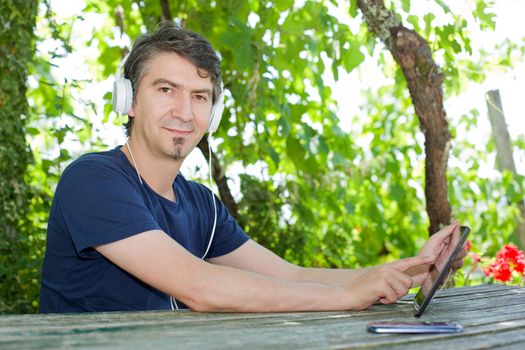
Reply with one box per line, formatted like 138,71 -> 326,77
357,0 -> 452,236
486,89 -> 525,248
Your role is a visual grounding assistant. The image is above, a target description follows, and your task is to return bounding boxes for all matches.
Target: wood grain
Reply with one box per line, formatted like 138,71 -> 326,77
1,285 -> 523,349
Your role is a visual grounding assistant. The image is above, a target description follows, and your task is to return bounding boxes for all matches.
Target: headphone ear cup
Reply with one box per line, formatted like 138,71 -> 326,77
112,78 -> 133,115
208,92 -> 224,133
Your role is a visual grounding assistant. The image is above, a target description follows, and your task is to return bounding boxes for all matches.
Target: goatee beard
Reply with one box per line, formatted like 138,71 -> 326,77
171,137 -> 185,160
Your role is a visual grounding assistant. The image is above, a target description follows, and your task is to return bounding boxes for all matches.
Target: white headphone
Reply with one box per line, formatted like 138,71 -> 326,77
112,53 -> 224,133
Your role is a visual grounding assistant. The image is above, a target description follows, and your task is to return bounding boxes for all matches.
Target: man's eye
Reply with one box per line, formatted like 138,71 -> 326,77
195,94 -> 208,102
160,87 -> 172,93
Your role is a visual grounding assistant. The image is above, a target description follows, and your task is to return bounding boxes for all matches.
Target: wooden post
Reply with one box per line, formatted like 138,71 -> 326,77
486,89 -> 525,248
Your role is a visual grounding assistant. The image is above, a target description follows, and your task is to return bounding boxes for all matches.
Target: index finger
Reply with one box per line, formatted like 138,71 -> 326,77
431,222 -> 460,242
391,255 -> 435,273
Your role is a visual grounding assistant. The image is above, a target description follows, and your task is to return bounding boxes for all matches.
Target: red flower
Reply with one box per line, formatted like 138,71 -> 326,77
497,244 -> 522,261
489,259 -> 513,282
465,240 -> 472,252
482,244 -> 524,284
496,244 -> 525,274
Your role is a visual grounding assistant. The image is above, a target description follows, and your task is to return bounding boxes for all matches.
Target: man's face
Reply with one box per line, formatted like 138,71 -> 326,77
128,52 -> 213,161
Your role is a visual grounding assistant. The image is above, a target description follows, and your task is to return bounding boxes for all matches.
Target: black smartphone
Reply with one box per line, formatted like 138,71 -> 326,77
413,225 -> 471,317
367,321 -> 463,334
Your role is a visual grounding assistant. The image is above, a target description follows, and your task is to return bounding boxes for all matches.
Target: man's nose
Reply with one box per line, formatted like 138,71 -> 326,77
171,94 -> 193,121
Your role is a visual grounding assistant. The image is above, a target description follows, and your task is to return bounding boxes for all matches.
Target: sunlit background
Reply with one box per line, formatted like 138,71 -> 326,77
34,0 -> 524,179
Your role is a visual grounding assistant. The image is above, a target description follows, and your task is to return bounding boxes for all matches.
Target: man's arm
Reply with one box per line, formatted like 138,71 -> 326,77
96,230 -> 430,312
209,239 -> 430,288
208,240 -> 371,286
209,223 -> 466,288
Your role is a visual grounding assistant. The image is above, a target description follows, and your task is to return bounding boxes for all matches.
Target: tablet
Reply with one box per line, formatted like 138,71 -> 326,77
413,225 -> 471,317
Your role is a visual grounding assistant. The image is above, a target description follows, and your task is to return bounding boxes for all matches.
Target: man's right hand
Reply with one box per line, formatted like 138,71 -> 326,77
342,255 -> 435,310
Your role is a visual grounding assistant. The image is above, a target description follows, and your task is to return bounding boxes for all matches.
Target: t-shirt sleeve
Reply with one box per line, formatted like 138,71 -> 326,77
54,158 -> 161,255
205,192 -> 250,259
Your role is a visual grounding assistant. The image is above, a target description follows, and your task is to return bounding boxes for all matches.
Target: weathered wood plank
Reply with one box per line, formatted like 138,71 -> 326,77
0,285 -> 524,350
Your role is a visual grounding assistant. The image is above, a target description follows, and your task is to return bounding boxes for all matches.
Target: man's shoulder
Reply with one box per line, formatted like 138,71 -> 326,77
63,147 -> 123,174
56,147 -> 131,189
75,147 -> 122,165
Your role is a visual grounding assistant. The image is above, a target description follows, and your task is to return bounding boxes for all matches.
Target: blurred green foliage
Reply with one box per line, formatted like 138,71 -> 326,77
1,0 -> 524,313
0,0 -> 38,313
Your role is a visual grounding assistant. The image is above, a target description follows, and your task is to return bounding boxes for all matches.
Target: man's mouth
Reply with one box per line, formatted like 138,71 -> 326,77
163,127 -> 193,136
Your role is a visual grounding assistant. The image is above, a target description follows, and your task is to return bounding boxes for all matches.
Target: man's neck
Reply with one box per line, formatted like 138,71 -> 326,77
121,139 -> 182,202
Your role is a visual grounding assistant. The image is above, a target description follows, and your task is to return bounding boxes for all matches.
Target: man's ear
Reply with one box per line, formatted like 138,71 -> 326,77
128,104 -> 135,117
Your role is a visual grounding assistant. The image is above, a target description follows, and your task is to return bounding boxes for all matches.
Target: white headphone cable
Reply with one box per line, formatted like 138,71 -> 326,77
126,140 -> 143,186
202,133 -> 218,260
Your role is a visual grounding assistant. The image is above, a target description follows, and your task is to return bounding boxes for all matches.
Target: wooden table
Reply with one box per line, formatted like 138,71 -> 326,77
1,284 -> 524,349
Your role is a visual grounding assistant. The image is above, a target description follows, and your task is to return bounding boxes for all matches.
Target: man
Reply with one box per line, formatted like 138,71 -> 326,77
40,22 -> 465,313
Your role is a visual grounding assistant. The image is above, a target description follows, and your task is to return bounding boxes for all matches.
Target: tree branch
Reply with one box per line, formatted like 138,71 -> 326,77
160,0 -> 171,21
198,137 -> 240,220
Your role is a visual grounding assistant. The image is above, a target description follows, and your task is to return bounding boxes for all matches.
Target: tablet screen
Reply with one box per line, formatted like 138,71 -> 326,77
413,225 -> 470,317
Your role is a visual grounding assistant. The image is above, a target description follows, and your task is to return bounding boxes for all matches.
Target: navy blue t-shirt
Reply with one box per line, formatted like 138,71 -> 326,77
40,146 -> 249,313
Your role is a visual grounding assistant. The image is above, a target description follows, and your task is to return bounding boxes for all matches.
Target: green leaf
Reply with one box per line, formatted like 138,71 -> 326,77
474,0 -> 496,31
341,40 -> 365,73
401,0 -> 410,13
406,15 -> 420,31
423,13 -> 435,38
349,0 -> 358,18
275,0 -> 294,11
434,0 -> 451,13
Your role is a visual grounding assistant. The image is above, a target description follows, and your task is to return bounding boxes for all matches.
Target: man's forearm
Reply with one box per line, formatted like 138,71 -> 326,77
293,265 -> 375,286
183,262 -> 351,312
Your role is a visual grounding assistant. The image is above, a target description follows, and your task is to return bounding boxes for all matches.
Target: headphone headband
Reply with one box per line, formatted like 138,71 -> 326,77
116,53 -> 130,80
